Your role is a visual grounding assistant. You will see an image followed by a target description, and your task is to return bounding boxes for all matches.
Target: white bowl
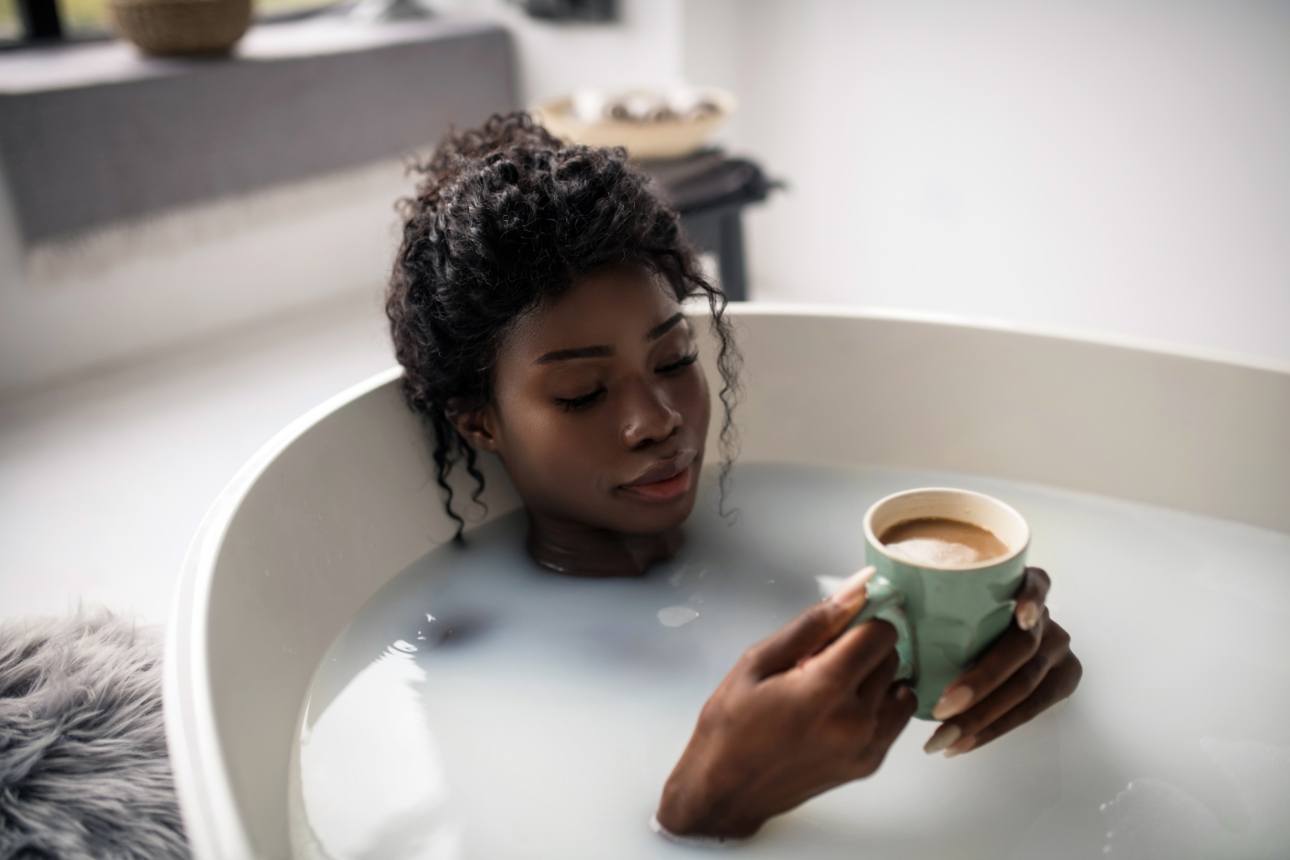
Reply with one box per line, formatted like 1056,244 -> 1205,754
165,306 -> 1290,859
533,87 -> 736,160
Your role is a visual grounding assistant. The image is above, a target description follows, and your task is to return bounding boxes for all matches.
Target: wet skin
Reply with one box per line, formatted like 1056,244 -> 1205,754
448,263 -> 711,577
448,264 -> 1081,838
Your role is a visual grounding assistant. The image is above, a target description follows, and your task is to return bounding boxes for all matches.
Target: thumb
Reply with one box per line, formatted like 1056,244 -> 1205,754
745,566 -> 874,679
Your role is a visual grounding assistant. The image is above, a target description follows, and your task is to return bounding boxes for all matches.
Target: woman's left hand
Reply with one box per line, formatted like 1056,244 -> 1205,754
922,566 -> 1082,756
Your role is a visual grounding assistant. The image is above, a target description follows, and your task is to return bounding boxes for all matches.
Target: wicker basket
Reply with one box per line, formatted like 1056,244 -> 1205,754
107,0 -> 252,57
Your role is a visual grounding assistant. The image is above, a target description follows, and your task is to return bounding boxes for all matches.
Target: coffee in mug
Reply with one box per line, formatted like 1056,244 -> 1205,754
878,517 -> 1010,567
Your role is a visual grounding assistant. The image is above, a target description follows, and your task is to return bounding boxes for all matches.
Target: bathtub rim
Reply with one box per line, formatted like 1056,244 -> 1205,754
164,366 -> 404,860
163,303 -> 1289,859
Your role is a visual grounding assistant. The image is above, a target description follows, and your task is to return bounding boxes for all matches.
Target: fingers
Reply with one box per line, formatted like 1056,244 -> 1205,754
811,618 -> 899,691
874,685 -> 918,745
851,648 -> 901,714
942,653 -> 1082,756
850,685 -> 917,776
1014,566 -> 1051,632
931,607 -> 1048,720
744,567 -> 874,679
924,620 -> 1070,753
932,567 -> 1051,719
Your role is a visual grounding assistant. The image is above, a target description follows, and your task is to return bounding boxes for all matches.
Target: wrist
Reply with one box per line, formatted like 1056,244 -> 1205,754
650,811 -> 754,848
657,758 -> 765,840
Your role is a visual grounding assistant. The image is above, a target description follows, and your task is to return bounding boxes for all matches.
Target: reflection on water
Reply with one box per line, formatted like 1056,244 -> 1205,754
289,462 -> 1290,859
1093,739 -> 1290,859
656,605 -> 700,627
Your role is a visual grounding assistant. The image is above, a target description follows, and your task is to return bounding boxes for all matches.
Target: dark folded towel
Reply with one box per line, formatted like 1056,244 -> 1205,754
639,148 -> 783,213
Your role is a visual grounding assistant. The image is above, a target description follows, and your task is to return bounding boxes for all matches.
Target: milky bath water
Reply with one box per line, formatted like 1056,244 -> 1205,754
289,462 -> 1290,860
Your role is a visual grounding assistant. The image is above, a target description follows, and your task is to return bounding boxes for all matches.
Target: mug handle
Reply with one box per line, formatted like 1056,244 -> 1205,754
849,575 -> 915,681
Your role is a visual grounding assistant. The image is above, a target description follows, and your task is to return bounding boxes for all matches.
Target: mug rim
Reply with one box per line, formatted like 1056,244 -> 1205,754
863,486 -> 1031,572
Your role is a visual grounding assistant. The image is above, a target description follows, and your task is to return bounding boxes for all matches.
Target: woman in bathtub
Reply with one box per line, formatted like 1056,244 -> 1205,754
384,112 -> 1082,843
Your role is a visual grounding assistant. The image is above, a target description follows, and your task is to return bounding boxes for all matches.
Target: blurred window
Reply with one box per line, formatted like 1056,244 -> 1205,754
1,0 -> 343,48
0,0 -> 20,40
61,0 -> 109,36
260,0 -> 342,16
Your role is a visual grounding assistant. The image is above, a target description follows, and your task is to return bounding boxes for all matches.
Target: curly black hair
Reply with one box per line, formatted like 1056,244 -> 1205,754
385,111 -> 742,542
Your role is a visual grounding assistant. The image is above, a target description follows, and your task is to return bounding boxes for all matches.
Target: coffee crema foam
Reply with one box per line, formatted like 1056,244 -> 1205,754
878,517 -> 1010,567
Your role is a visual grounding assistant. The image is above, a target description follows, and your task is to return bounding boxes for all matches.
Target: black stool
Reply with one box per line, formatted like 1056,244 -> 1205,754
639,149 -> 782,302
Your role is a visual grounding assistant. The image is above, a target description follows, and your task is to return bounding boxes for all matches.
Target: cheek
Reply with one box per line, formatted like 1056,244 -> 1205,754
682,367 -> 712,438
501,400 -> 615,491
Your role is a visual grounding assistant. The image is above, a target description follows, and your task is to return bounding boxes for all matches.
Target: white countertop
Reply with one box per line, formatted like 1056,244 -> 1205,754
0,290 -> 393,625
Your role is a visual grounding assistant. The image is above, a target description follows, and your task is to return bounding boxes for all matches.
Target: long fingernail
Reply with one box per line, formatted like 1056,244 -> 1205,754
944,735 -> 976,758
1016,601 -> 1040,631
932,685 -> 973,720
831,566 -> 875,612
923,724 -> 961,755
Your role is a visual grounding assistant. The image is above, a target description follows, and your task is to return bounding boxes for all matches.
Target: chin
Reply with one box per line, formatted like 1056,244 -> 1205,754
608,487 -> 699,535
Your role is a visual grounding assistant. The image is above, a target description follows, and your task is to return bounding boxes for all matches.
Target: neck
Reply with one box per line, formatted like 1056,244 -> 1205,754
525,511 -> 684,578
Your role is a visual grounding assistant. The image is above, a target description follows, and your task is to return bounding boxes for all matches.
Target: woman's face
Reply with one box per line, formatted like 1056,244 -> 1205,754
459,264 -> 711,536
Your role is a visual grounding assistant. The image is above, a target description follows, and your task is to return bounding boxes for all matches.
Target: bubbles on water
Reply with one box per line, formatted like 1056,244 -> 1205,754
657,606 -> 701,628
1097,775 -> 1231,860
667,564 -> 710,589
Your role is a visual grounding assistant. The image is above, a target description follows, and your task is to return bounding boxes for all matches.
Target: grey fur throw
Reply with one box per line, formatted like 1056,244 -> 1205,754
0,611 -> 188,859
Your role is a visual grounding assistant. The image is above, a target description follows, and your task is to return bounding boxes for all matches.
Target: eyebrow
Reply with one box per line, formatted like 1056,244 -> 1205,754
534,313 -> 685,364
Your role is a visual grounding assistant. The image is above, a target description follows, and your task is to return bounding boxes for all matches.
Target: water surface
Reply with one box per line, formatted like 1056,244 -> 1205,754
289,462 -> 1290,859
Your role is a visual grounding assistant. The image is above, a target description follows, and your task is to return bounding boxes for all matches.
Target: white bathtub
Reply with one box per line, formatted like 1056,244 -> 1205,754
164,306 -> 1290,859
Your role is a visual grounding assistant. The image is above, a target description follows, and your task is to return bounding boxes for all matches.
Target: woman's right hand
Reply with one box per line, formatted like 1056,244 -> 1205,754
655,566 -> 917,840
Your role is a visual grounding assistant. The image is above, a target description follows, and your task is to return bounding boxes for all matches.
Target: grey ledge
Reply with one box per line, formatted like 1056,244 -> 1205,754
0,15 -> 518,246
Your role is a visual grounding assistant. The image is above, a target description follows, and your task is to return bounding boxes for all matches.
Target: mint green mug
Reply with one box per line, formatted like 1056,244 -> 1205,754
850,488 -> 1030,720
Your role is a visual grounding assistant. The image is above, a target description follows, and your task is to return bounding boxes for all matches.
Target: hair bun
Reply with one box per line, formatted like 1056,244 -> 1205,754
402,112 -> 564,212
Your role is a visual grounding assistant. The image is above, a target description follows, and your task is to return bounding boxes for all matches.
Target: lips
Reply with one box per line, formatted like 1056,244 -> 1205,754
619,466 -> 693,502
622,449 -> 697,488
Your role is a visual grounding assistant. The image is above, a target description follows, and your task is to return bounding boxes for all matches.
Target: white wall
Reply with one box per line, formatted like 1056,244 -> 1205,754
684,0 -> 1290,366
0,0 -> 685,397
7,0 -> 1284,398
463,0 -> 683,105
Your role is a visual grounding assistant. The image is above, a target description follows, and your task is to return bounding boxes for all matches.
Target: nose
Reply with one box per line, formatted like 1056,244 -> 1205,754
620,378 -> 682,450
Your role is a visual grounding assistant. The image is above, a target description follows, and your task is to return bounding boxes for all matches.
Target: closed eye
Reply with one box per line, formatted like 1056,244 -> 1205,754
554,351 -> 697,413
554,387 -> 606,412
657,352 -> 699,375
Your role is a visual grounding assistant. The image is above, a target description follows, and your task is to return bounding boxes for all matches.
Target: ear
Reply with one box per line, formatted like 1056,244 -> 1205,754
446,400 -> 501,453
